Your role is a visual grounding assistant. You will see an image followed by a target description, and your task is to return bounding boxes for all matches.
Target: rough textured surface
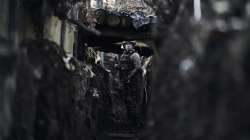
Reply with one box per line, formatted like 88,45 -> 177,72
9,39 -> 91,140
0,0 -> 95,139
145,0 -> 250,140
5,39 -> 117,140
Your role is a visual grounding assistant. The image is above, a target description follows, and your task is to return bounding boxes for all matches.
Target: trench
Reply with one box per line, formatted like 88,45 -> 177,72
2,1 -> 250,140
0,0 -> 155,140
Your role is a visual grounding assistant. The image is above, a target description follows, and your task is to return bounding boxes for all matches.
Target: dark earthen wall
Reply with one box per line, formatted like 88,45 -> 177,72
9,40 -> 91,140
146,0 -> 250,140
